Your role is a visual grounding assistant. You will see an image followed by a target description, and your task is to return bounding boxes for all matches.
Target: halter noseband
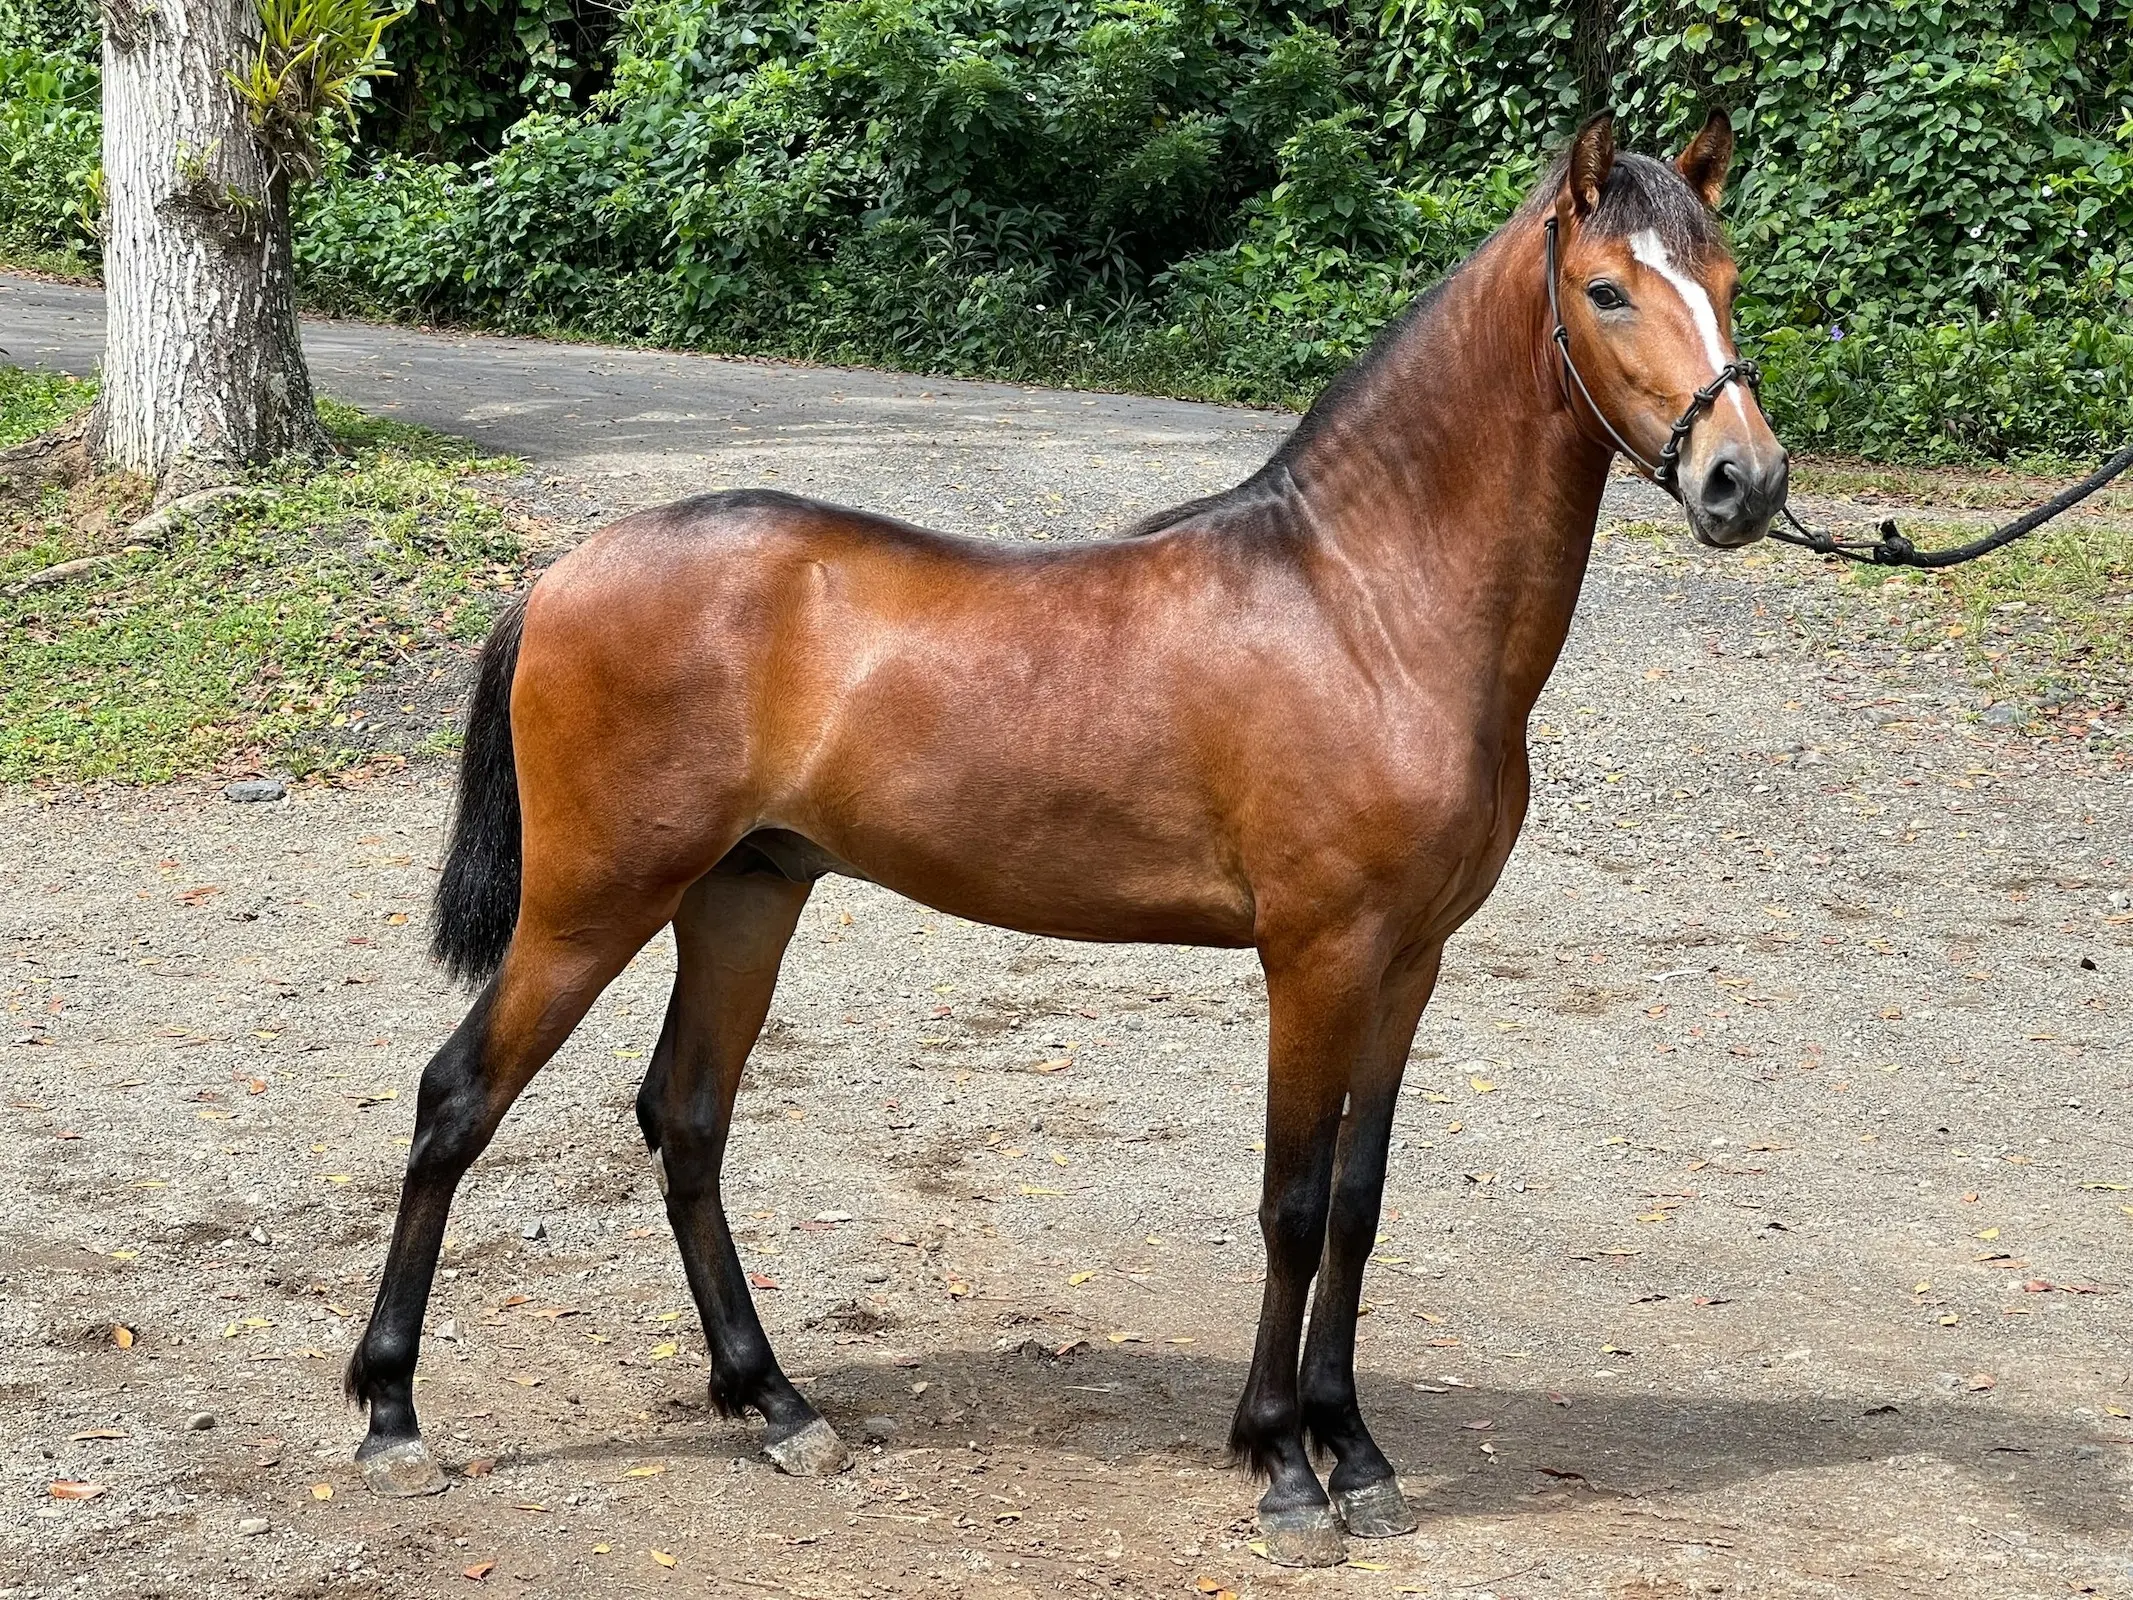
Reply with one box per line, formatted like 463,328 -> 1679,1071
1543,214 -> 1760,499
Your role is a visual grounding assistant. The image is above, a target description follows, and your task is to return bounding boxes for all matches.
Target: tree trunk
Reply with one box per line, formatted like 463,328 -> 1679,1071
95,0 -> 327,484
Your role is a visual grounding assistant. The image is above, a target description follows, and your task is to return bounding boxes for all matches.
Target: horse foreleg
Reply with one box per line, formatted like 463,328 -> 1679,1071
636,872 -> 847,1475
1298,943 -> 1441,1538
348,903 -> 670,1495
1230,931 -> 1384,1567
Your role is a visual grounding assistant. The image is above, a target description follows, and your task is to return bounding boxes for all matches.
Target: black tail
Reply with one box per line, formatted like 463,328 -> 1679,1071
432,595 -> 527,985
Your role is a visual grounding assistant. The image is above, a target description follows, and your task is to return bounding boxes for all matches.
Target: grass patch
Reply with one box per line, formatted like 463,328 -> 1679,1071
0,363 -> 94,448
0,241 -> 101,283
1838,519 -> 2133,681
1789,454 -> 2133,517
1,374 -> 524,784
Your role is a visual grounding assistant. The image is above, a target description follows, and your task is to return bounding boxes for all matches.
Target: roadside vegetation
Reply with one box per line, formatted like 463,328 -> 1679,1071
7,0 -> 2129,466
0,367 -> 522,784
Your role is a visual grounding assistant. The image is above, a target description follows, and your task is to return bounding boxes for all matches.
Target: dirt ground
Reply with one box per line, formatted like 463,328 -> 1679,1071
3,338 -> 2131,1599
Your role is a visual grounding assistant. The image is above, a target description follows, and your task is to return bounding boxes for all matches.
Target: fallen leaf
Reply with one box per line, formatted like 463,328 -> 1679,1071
1068,1271 -> 1095,1286
1469,1076 -> 1496,1094
1018,1185 -> 1063,1196
1967,1372 -> 1997,1392
463,1559 -> 495,1581
463,1459 -> 495,1478
646,1344 -> 677,1361
946,1280 -> 972,1298
71,1429 -> 127,1441
1031,1058 -> 1071,1073
747,1272 -> 780,1290
1977,1227 -> 2000,1241
591,1543 -> 612,1554
651,1550 -> 677,1568
624,1464 -> 667,1478
310,1483 -> 333,1500
1461,1418 -> 1494,1431
113,1325 -> 134,1348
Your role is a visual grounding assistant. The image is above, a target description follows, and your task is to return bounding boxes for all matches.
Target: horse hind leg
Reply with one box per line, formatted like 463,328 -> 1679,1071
635,868 -> 847,1474
347,892 -> 678,1495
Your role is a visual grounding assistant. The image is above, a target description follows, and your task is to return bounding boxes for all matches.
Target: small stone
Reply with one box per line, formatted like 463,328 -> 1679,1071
247,1224 -> 268,1246
1981,703 -> 2025,727
187,1412 -> 216,1431
813,1210 -> 853,1224
521,1219 -> 546,1241
434,1318 -> 458,1342
859,1263 -> 890,1284
236,1517 -> 268,1537
223,778 -> 286,803
860,1415 -> 898,1443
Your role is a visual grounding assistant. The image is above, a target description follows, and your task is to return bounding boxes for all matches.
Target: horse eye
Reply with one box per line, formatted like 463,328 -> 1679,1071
1587,281 -> 1627,311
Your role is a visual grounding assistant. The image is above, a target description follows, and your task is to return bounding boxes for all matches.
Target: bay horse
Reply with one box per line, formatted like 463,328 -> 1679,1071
348,111 -> 1787,1565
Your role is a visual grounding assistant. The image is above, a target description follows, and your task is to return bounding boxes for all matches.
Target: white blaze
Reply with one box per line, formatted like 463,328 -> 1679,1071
1630,229 -> 1749,423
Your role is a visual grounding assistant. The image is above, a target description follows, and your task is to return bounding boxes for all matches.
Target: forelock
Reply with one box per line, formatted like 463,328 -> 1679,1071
1588,151 -> 1723,262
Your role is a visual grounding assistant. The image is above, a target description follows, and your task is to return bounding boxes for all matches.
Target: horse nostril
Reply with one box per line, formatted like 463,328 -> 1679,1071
1701,454 -> 1748,519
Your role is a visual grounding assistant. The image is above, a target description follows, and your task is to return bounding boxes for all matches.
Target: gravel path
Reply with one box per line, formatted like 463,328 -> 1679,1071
2,284 -> 2129,1600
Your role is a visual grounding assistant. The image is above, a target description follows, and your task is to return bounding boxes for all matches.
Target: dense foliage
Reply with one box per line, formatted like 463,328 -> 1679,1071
7,0 -> 2132,462
0,0 -> 98,265
356,0 -> 620,154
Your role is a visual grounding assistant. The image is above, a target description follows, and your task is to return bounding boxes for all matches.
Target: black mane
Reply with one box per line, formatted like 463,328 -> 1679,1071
1124,143 -> 1720,541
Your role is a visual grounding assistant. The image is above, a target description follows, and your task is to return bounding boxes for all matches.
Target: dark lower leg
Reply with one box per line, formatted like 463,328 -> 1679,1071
347,991 -> 501,1471
1299,1086 -> 1401,1494
1228,940 -> 1380,1564
1229,1125 -> 1342,1513
636,874 -> 831,1462
1299,947 -> 1437,1529
349,908 -> 668,1489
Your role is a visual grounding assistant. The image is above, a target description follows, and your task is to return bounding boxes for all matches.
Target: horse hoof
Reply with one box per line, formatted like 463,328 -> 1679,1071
763,1418 -> 850,1477
1334,1477 -> 1417,1538
357,1439 -> 448,1498
1258,1504 -> 1347,1567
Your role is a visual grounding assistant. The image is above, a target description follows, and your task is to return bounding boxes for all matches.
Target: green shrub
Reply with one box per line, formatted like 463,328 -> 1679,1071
0,0 -> 100,262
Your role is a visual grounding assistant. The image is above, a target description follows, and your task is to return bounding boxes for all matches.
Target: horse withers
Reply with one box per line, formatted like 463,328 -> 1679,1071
347,111 -> 1786,1566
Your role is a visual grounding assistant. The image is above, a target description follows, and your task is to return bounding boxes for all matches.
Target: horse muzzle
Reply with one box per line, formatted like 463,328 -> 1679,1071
1688,442 -> 1789,548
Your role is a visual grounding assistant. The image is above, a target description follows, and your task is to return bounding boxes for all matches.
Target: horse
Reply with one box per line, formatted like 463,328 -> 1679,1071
346,110 -> 1788,1566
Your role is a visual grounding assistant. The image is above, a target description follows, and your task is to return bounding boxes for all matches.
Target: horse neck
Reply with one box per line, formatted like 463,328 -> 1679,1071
1279,221 -> 1615,723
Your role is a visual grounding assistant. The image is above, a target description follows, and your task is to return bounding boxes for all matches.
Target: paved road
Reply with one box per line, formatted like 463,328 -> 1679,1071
0,273 -> 1313,530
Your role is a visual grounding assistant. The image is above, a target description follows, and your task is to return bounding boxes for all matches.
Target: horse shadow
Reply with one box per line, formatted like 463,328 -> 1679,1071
507,1340 -> 2127,1536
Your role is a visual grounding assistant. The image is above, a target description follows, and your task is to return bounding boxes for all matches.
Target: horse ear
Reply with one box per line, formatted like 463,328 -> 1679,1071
1676,110 -> 1734,209
1565,112 -> 1615,219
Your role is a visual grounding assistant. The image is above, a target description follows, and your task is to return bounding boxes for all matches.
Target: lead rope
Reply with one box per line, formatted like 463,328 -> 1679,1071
1766,444 -> 2133,568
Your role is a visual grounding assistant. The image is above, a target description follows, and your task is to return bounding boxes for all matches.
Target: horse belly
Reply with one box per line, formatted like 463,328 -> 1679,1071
781,719 -> 1256,947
